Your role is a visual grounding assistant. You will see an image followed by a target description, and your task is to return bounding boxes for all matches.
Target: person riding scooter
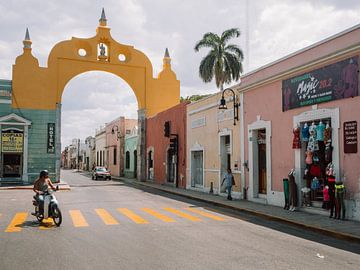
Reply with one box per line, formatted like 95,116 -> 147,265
32,170 -> 56,217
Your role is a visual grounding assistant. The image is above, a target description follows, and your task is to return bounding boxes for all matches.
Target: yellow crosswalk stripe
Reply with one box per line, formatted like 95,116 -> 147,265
69,210 -> 89,227
95,209 -> 119,225
117,208 -> 149,224
5,212 -> 28,232
184,207 -> 225,221
141,208 -> 176,223
163,207 -> 202,222
39,218 -> 55,230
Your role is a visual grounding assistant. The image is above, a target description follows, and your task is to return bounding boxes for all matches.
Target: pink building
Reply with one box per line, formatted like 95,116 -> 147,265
105,117 -> 137,177
236,25 -> 360,220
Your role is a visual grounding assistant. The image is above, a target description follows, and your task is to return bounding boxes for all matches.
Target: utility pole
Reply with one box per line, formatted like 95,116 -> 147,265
77,138 -> 80,172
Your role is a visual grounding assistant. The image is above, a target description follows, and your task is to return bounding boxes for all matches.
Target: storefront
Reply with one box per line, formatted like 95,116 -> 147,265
237,25 -> 360,220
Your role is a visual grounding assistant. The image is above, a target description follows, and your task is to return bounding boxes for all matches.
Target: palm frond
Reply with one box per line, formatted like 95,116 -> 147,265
225,44 -> 244,60
194,32 -> 220,51
221,28 -> 240,44
199,52 -> 216,83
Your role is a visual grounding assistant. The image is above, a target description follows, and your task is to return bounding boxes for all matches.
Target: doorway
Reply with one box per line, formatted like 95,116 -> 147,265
220,134 -> 231,192
191,150 -> 203,187
257,129 -> 267,194
133,150 -> 137,178
167,149 -> 175,183
3,153 -> 22,178
148,150 -> 153,180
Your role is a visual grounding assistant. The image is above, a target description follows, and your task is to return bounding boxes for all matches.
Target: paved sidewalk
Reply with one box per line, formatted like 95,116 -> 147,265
0,180 -> 71,190
114,176 -> 360,243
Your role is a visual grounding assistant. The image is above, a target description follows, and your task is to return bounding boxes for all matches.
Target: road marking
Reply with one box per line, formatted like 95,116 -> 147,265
163,207 -> 202,222
141,208 -> 176,223
184,207 -> 225,221
39,218 -> 55,230
5,212 -> 28,232
117,208 -> 149,224
95,209 -> 119,225
69,210 -> 89,227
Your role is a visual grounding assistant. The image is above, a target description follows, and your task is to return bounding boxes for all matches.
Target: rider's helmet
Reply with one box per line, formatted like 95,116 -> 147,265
39,170 -> 49,178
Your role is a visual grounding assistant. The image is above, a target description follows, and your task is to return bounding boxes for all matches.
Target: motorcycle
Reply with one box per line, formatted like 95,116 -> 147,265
32,186 -> 62,226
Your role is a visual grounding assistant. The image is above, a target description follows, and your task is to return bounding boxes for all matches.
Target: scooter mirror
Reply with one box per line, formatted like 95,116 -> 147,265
56,185 -> 59,191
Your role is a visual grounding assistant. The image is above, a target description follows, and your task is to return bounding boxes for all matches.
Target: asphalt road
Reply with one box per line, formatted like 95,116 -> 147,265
0,170 -> 359,270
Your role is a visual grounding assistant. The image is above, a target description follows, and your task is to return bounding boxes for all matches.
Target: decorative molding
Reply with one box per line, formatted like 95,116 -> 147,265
0,113 -> 31,126
191,117 -> 206,129
0,99 -> 11,104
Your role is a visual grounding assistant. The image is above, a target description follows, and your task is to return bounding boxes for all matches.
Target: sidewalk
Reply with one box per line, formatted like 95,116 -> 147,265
114,176 -> 360,243
0,180 -> 71,191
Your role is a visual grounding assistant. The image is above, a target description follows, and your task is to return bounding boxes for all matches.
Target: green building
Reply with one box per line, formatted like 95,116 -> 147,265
0,79 -> 59,184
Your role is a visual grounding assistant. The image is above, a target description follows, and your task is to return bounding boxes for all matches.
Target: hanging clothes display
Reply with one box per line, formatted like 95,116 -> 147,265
292,126 -> 301,149
301,123 -> 310,142
307,123 -> 319,152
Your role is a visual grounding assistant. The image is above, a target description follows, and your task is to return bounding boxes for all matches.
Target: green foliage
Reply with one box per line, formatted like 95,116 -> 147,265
180,94 -> 210,103
194,28 -> 244,91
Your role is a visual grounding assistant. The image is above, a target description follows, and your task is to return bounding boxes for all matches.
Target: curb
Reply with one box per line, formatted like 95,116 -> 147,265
117,178 -> 360,243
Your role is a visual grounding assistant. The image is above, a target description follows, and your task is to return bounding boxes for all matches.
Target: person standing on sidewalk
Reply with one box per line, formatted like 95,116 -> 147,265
222,169 -> 235,200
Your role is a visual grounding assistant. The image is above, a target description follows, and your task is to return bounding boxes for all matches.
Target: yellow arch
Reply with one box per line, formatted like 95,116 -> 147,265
12,17 -> 180,117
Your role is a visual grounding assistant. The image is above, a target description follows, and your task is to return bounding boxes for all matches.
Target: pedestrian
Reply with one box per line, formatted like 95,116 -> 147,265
222,168 -> 235,200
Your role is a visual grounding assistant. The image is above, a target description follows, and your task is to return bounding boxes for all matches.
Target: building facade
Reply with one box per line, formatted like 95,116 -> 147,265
236,25 -> 360,220
84,136 -> 96,171
95,126 -> 106,168
124,126 -> 138,178
146,102 -> 188,188
186,93 -> 242,198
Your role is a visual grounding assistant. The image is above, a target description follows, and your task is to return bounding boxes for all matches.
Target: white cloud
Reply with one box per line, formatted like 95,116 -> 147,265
0,0 -> 358,148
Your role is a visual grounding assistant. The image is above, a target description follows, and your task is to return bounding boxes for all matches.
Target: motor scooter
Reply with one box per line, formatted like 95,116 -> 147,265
32,186 -> 62,226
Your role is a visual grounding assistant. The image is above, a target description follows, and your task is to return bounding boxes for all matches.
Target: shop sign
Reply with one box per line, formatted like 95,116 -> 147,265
344,121 -> 357,153
47,123 -> 56,153
2,132 -> 23,153
282,57 -> 359,111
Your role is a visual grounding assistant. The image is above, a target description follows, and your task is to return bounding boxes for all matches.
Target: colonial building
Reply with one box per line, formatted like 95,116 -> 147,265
124,126 -> 138,178
95,126 -> 106,168
186,93 -> 242,198
146,102 -> 188,188
236,24 -> 360,220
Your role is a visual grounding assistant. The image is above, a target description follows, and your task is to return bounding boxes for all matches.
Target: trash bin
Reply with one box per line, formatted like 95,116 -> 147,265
283,178 -> 289,210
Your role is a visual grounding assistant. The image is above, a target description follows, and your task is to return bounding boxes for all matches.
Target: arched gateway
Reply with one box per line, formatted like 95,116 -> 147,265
1,10 -> 180,183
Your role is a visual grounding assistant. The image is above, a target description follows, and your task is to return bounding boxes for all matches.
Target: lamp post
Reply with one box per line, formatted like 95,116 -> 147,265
111,125 -> 122,177
218,88 -> 240,126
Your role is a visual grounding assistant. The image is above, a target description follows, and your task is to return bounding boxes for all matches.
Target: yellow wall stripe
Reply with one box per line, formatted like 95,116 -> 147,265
163,207 -> 201,222
69,210 -> 89,227
5,212 -> 28,232
95,209 -> 119,225
185,207 -> 225,221
141,208 -> 176,223
117,208 -> 149,224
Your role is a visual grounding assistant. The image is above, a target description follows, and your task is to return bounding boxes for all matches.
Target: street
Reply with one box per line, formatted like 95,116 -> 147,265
0,170 -> 359,270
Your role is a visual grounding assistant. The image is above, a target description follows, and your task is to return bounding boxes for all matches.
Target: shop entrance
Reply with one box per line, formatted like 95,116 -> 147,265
133,150 -> 137,179
220,134 -> 231,193
258,129 -> 267,194
191,150 -> 203,187
167,149 -> 175,183
3,153 -> 22,178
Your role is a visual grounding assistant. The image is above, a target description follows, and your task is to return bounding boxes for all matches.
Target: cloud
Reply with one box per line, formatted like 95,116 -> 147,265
0,0 -> 358,148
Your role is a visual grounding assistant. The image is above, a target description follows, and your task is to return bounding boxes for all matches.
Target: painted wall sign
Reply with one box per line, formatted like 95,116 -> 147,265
344,121 -> 357,153
2,132 -> 23,152
47,123 -> 56,153
282,57 -> 359,111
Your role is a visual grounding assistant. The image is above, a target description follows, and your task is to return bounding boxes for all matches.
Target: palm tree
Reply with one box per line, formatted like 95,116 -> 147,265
194,28 -> 244,91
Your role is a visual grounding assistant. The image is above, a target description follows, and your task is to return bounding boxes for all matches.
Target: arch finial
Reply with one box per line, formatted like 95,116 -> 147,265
99,8 -> 107,26
23,28 -> 32,49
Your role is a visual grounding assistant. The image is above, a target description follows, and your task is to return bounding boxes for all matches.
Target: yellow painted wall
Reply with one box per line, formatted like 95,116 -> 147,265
12,24 -> 180,117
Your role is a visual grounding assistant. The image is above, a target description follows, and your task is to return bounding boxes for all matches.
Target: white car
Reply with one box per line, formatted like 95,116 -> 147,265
92,167 -> 111,180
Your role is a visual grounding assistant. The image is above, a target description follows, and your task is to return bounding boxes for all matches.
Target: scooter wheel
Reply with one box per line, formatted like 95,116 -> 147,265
52,205 -> 62,227
37,215 -> 44,223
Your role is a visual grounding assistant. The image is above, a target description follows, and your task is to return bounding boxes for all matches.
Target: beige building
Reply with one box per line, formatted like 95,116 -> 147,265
186,92 -> 243,198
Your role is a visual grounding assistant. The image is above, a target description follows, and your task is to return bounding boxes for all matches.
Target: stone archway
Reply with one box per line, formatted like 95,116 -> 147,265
10,10 -> 180,182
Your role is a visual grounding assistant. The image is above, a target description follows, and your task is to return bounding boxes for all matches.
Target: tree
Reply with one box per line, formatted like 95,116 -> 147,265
194,28 -> 244,91
180,94 -> 210,103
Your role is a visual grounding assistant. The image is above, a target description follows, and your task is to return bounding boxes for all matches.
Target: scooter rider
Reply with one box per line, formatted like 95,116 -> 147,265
32,170 -> 56,216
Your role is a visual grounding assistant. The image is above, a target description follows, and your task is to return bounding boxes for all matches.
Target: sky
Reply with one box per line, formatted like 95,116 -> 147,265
0,0 -> 359,148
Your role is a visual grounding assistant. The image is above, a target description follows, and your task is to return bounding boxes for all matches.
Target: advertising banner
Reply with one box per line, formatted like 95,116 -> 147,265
2,132 -> 23,153
282,57 -> 358,111
47,123 -> 56,153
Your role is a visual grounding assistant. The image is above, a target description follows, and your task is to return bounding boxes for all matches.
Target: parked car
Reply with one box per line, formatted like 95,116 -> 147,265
92,167 -> 111,180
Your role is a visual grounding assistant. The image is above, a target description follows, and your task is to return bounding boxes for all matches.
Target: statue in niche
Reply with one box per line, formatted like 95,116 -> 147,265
99,43 -> 106,56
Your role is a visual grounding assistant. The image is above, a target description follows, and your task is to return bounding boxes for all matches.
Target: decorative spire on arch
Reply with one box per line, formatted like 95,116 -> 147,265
99,8 -> 107,26
163,47 -> 171,68
23,28 -> 32,49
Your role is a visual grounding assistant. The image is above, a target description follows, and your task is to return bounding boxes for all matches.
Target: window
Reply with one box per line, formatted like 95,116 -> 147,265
97,151 -> 99,166
113,147 -> 117,165
125,151 -> 130,169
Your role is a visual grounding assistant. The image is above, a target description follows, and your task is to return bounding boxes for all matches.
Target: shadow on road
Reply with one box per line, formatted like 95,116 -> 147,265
121,181 -> 360,255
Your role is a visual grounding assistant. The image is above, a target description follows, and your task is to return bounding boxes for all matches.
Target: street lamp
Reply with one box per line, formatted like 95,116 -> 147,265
218,87 -> 240,126
111,125 -> 122,177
